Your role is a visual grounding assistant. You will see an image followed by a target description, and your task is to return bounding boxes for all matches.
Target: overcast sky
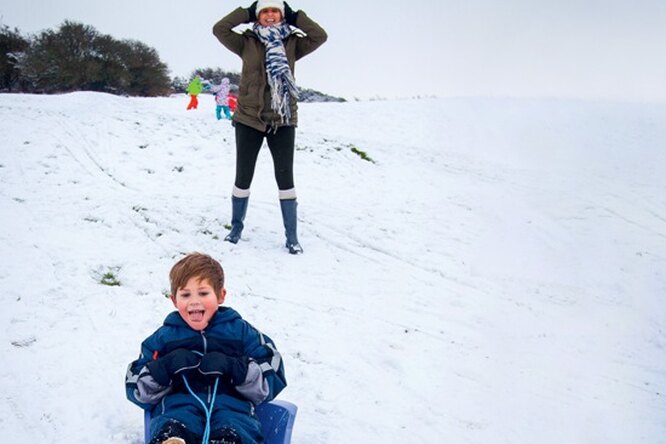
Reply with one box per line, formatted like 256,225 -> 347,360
2,0 -> 666,100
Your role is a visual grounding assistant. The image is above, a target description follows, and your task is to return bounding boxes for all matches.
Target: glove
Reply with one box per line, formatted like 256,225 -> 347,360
247,1 -> 258,22
146,349 -> 200,386
283,2 -> 298,26
199,352 -> 249,385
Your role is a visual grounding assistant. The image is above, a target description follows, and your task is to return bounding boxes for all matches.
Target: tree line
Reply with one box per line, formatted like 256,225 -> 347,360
0,21 -> 170,96
1,21 -> 345,101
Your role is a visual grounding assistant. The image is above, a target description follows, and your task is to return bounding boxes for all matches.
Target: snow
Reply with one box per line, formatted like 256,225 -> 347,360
0,92 -> 665,443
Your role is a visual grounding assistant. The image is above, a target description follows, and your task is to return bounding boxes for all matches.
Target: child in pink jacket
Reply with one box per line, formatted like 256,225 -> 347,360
210,78 -> 232,120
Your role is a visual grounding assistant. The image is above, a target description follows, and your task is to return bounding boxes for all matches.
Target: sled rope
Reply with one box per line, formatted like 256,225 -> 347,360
182,374 -> 220,444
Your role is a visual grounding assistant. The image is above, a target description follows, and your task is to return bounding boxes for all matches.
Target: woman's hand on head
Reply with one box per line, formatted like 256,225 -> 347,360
283,2 -> 298,25
247,1 -> 258,22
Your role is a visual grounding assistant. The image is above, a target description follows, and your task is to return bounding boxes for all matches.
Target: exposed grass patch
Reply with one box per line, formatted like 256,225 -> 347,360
11,336 -> 36,348
95,266 -> 122,286
200,228 -> 219,240
100,271 -> 121,286
350,145 -> 375,163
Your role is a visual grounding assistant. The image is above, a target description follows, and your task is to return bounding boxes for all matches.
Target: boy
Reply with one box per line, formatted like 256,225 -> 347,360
125,253 -> 286,444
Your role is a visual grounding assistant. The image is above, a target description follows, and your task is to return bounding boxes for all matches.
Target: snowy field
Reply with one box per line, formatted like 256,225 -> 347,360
0,92 -> 665,443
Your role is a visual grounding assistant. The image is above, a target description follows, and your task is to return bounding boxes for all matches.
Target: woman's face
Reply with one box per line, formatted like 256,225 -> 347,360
258,8 -> 283,26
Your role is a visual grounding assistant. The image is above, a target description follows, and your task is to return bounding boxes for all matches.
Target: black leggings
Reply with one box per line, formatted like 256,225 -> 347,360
234,122 -> 296,191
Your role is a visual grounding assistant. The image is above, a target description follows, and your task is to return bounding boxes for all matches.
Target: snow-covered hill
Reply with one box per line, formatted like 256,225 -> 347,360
1,92 -> 665,443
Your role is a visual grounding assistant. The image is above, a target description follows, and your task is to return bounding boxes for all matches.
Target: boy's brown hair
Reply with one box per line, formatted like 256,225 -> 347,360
169,252 -> 225,296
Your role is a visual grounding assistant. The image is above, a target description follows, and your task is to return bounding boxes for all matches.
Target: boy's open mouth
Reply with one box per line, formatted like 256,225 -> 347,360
188,309 -> 205,322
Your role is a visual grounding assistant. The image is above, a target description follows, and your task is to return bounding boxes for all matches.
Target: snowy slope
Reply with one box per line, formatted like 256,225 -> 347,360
0,92 -> 665,443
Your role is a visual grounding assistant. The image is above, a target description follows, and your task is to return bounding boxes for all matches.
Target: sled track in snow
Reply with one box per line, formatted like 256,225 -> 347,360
50,112 -> 131,190
306,218 -> 477,292
246,288 -> 453,344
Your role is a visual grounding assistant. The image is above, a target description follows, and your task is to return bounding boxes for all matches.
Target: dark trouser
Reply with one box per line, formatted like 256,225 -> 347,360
234,122 -> 295,191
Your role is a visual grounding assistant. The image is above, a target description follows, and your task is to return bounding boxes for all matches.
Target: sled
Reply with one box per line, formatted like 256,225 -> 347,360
144,400 -> 298,444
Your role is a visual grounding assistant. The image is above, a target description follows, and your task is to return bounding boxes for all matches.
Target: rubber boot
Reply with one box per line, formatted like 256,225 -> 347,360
224,196 -> 249,244
280,199 -> 303,254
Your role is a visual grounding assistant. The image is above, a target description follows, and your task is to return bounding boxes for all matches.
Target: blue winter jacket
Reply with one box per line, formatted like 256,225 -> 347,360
125,307 -> 286,442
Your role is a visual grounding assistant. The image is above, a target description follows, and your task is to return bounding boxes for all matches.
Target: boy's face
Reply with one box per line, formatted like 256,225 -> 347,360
171,277 -> 226,331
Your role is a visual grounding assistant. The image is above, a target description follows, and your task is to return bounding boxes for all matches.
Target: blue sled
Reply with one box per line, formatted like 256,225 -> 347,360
143,400 -> 298,444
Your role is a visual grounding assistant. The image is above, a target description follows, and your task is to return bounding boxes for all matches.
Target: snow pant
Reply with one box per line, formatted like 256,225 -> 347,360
149,392 -> 262,444
187,95 -> 198,110
216,104 -> 232,120
150,419 -> 242,444
233,122 -> 295,192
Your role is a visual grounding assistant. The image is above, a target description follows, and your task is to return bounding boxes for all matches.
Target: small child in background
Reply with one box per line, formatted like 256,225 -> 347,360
227,90 -> 238,115
186,76 -> 205,110
125,252 -> 287,444
210,77 -> 233,120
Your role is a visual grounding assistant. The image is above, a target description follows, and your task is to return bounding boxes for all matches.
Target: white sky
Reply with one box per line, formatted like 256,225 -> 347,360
2,0 -> 666,100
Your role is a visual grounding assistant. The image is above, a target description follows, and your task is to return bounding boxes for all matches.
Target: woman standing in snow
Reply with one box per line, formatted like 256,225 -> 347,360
213,0 -> 327,254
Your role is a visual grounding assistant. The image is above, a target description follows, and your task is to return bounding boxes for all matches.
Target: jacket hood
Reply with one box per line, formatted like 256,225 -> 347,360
164,306 -> 242,329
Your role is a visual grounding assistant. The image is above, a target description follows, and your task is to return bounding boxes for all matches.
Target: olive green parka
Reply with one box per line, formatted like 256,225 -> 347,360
213,7 -> 327,132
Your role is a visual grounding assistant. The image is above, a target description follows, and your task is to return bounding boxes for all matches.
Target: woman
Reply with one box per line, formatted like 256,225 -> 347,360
213,0 -> 327,254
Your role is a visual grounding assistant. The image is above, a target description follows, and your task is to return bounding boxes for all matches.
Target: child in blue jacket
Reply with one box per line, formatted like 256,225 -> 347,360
125,252 -> 287,444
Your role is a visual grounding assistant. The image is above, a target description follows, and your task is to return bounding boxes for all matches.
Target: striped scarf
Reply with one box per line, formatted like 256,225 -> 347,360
253,21 -> 299,124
